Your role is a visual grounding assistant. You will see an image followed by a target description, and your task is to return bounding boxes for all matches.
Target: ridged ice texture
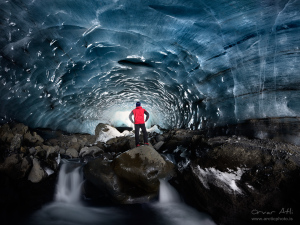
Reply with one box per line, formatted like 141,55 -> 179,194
0,0 -> 300,134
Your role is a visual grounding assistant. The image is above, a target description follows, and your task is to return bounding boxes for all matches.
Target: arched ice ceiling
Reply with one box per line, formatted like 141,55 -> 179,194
0,0 -> 300,134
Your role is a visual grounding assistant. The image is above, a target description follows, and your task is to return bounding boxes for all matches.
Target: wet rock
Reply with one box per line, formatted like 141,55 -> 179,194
10,134 -> 23,151
113,145 -> 175,193
84,146 -> 175,203
84,158 -> 132,203
180,136 -> 300,225
28,158 -> 47,183
106,136 -> 132,153
66,148 -> 78,158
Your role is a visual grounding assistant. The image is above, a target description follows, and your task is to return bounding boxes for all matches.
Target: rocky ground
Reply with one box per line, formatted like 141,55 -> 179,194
1,122 -> 300,225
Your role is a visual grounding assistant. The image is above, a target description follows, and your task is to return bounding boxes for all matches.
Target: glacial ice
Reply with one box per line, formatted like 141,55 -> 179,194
0,0 -> 300,134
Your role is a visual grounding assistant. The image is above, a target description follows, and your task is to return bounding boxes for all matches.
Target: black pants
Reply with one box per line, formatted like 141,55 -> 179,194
135,124 -> 148,145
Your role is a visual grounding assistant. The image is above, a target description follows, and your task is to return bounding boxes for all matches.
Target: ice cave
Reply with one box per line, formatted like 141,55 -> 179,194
1,0 -> 300,225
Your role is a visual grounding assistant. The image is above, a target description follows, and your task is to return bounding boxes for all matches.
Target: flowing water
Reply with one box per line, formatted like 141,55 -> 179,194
24,160 -> 216,225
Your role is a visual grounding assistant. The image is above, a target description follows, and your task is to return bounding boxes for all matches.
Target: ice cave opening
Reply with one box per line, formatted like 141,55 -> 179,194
1,0 -> 300,144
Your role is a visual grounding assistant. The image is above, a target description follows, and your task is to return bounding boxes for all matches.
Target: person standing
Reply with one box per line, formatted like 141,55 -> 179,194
129,102 -> 149,147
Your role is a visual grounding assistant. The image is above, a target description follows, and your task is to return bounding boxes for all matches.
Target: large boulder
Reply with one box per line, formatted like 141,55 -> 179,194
84,158 -> 135,203
180,136 -> 300,225
113,145 -> 174,192
84,145 -> 175,203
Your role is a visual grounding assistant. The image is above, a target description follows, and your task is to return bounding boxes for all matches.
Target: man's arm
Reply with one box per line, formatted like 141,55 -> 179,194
129,111 -> 134,123
144,110 -> 149,122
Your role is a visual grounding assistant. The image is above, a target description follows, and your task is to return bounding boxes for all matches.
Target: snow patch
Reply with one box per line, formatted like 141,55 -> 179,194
44,167 -> 54,176
192,166 -> 247,194
147,125 -> 162,134
96,125 -> 133,143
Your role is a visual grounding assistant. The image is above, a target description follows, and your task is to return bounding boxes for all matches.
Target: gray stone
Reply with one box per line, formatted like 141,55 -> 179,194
10,134 -> 23,151
79,146 -> 103,158
113,145 -> 175,192
84,158 -> 133,203
29,147 -> 36,155
59,148 -> 66,154
66,148 -> 78,158
69,142 -> 81,151
24,132 -> 44,144
46,146 -> 60,158
28,158 -> 47,183
11,123 -> 28,135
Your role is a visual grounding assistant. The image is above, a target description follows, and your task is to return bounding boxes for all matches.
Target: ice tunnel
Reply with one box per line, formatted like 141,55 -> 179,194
1,0 -> 300,142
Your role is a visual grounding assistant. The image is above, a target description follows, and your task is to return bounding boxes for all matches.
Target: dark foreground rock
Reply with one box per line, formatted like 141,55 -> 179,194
179,136 -> 300,225
83,145 -> 175,204
0,170 -> 57,225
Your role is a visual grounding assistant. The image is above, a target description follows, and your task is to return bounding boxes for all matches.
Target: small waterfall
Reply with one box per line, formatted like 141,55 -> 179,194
159,179 -> 181,203
55,161 -> 83,204
27,162 -> 216,225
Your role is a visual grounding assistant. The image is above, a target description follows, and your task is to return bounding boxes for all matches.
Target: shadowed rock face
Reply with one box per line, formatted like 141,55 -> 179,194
1,0 -> 300,142
179,136 -> 300,225
84,145 -> 175,204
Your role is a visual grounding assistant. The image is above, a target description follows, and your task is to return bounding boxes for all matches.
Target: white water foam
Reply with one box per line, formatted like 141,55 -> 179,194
153,179 -> 217,225
55,162 -> 83,204
159,179 -> 181,203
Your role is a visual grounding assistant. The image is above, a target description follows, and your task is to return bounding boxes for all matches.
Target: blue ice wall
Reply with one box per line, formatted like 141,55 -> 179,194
0,0 -> 300,134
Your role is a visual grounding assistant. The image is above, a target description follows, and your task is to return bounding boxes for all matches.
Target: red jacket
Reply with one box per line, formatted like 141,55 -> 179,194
129,106 -> 149,124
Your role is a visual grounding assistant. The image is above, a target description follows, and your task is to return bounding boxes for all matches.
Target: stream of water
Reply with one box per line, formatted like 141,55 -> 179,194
24,160 -> 216,225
